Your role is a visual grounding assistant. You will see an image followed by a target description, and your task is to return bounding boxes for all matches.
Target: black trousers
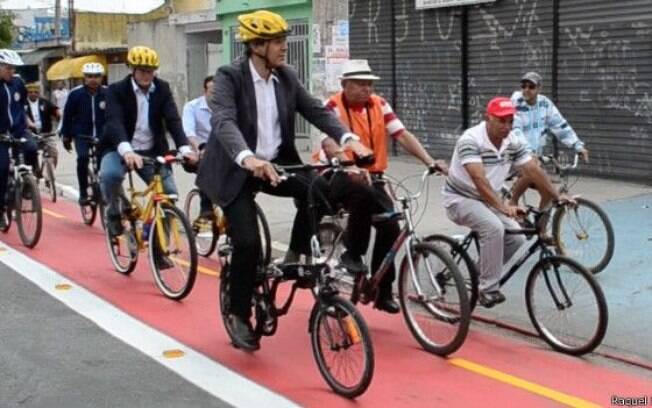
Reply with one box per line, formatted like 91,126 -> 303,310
328,173 -> 401,298
223,171 -> 326,319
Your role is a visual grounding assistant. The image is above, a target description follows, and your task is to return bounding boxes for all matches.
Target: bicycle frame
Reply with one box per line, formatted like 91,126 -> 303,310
456,212 -> 555,288
124,166 -> 180,252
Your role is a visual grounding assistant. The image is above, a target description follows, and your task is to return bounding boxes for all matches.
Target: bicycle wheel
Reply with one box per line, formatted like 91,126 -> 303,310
398,242 -> 470,356
310,295 -> 374,398
525,255 -> 608,355
80,171 -> 98,226
104,195 -> 138,274
552,197 -> 615,274
15,175 -> 42,248
425,234 -> 479,312
184,188 -> 218,257
148,203 -> 198,300
254,203 -> 272,267
43,158 -> 56,203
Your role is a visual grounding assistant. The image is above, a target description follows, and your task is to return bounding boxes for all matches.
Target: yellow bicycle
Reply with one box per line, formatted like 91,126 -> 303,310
104,153 -> 198,300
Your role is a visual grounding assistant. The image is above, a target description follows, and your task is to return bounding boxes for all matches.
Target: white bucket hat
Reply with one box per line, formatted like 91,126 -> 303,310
338,59 -> 380,81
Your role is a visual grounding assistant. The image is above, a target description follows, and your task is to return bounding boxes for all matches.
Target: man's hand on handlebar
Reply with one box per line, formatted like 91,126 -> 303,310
243,156 -> 281,186
501,204 -> 525,219
578,148 -> 589,163
182,150 -> 199,164
62,136 -> 73,152
124,151 -> 143,170
428,160 -> 448,175
344,140 -> 373,162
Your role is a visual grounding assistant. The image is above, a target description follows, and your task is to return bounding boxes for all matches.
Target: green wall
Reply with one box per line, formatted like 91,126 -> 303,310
216,0 -> 312,64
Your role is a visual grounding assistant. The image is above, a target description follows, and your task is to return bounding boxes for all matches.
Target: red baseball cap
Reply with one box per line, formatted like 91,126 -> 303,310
486,97 -> 516,118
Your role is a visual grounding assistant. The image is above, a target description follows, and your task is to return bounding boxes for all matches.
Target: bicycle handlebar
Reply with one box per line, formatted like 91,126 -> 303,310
539,153 -> 579,172
385,166 -> 440,203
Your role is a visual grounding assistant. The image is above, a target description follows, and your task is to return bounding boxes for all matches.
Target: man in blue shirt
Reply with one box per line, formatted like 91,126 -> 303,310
0,49 -> 38,229
61,62 -> 107,204
510,72 -> 589,206
182,75 -> 214,222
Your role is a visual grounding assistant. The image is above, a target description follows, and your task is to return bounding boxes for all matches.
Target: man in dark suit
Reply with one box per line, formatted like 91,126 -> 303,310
24,82 -> 60,167
197,10 -> 371,351
100,46 -> 198,239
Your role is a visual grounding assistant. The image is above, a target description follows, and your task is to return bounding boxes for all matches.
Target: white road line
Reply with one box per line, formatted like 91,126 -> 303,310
0,242 -> 300,408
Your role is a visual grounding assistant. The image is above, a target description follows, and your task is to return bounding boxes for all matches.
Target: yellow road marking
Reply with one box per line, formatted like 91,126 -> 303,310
170,256 -> 219,277
55,283 -> 72,291
449,358 -> 601,408
43,208 -> 66,219
162,349 -> 185,359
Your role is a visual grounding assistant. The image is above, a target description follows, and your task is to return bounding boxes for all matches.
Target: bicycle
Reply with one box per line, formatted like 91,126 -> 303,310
318,168 -> 471,356
77,135 -> 104,227
32,131 -> 58,203
183,187 -> 271,261
218,159 -> 374,398
425,203 -> 608,355
104,152 -> 198,300
0,133 -> 43,248
504,153 -> 615,274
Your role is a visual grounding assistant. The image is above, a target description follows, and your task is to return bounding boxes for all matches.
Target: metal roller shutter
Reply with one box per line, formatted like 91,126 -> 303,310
348,0 -> 394,103
558,0 -> 652,180
393,3 -> 463,157
467,0 -> 554,124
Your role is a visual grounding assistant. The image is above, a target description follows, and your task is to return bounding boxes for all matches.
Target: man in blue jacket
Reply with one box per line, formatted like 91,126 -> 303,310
61,62 -> 107,204
0,49 -> 38,229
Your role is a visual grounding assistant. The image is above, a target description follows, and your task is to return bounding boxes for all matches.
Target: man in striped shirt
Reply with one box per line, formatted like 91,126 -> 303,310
444,97 -> 561,308
321,59 -> 446,313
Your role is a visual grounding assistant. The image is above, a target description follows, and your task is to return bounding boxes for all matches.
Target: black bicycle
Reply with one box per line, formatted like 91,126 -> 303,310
218,159 -> 374,399
425,203 -> 608,355
77,135 -> 104,227
0,133 -> 43,248
32,131 -> 58,203
318,168 -> 471,356
503,153 -> 615,274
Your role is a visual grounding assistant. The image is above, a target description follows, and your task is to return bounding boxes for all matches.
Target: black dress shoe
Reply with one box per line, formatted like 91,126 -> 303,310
374,296 -> 400,314
478,290 -> 506,309
228,315 -> 260,351
106,215 -> 124,238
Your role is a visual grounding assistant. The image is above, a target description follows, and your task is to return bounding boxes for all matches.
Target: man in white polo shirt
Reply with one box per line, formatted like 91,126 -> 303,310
443,97 -> 562,308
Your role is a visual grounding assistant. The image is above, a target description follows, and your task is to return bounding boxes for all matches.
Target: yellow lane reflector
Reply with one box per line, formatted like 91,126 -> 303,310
449,359 -> 601,408
163,349 -> 185,359
43,208 -> 67,219
55,283 -> 72,291
170,256 -> 219,277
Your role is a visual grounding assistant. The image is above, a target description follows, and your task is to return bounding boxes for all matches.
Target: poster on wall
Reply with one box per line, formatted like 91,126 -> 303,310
325,44 -> 349,92
415,0 -> 496,9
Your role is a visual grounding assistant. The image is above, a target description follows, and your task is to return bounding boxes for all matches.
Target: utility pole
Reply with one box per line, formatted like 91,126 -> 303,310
54,0 -> 61,40
68,0 -> 74,50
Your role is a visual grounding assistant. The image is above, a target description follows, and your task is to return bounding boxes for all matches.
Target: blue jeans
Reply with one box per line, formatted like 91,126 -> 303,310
0,134 -> 39,209
99,151 -> 178,218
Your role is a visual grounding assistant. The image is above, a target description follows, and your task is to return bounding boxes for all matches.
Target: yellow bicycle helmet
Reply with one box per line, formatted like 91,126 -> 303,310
127,46 -> 160,69
238,10 -> 290,43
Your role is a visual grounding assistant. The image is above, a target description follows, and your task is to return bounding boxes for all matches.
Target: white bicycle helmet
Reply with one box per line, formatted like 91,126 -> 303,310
82,62 -> 105,75
0,49 -> 24,66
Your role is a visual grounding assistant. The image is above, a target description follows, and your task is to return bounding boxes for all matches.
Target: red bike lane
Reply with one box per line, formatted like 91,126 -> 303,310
2,197 -> 650,408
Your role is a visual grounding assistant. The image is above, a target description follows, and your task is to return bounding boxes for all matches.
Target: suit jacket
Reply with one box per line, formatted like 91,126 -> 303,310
101,75 -> 188,155
197,57 -> 350,207
25,97 -> 58,133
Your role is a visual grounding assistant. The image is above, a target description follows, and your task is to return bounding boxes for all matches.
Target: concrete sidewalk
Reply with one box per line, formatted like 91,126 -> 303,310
51,149 -> 652,366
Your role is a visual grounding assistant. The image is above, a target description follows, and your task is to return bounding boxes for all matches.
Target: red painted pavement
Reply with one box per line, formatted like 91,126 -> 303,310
2,197 -> 651,407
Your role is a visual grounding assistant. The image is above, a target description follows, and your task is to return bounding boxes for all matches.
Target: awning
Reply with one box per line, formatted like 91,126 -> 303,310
46,55 -> 108,81
19,48 -> 63,65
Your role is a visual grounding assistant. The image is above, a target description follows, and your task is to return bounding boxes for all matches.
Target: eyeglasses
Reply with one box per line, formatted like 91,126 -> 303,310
521,82 -> 538,90
85,74 -> 102,78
